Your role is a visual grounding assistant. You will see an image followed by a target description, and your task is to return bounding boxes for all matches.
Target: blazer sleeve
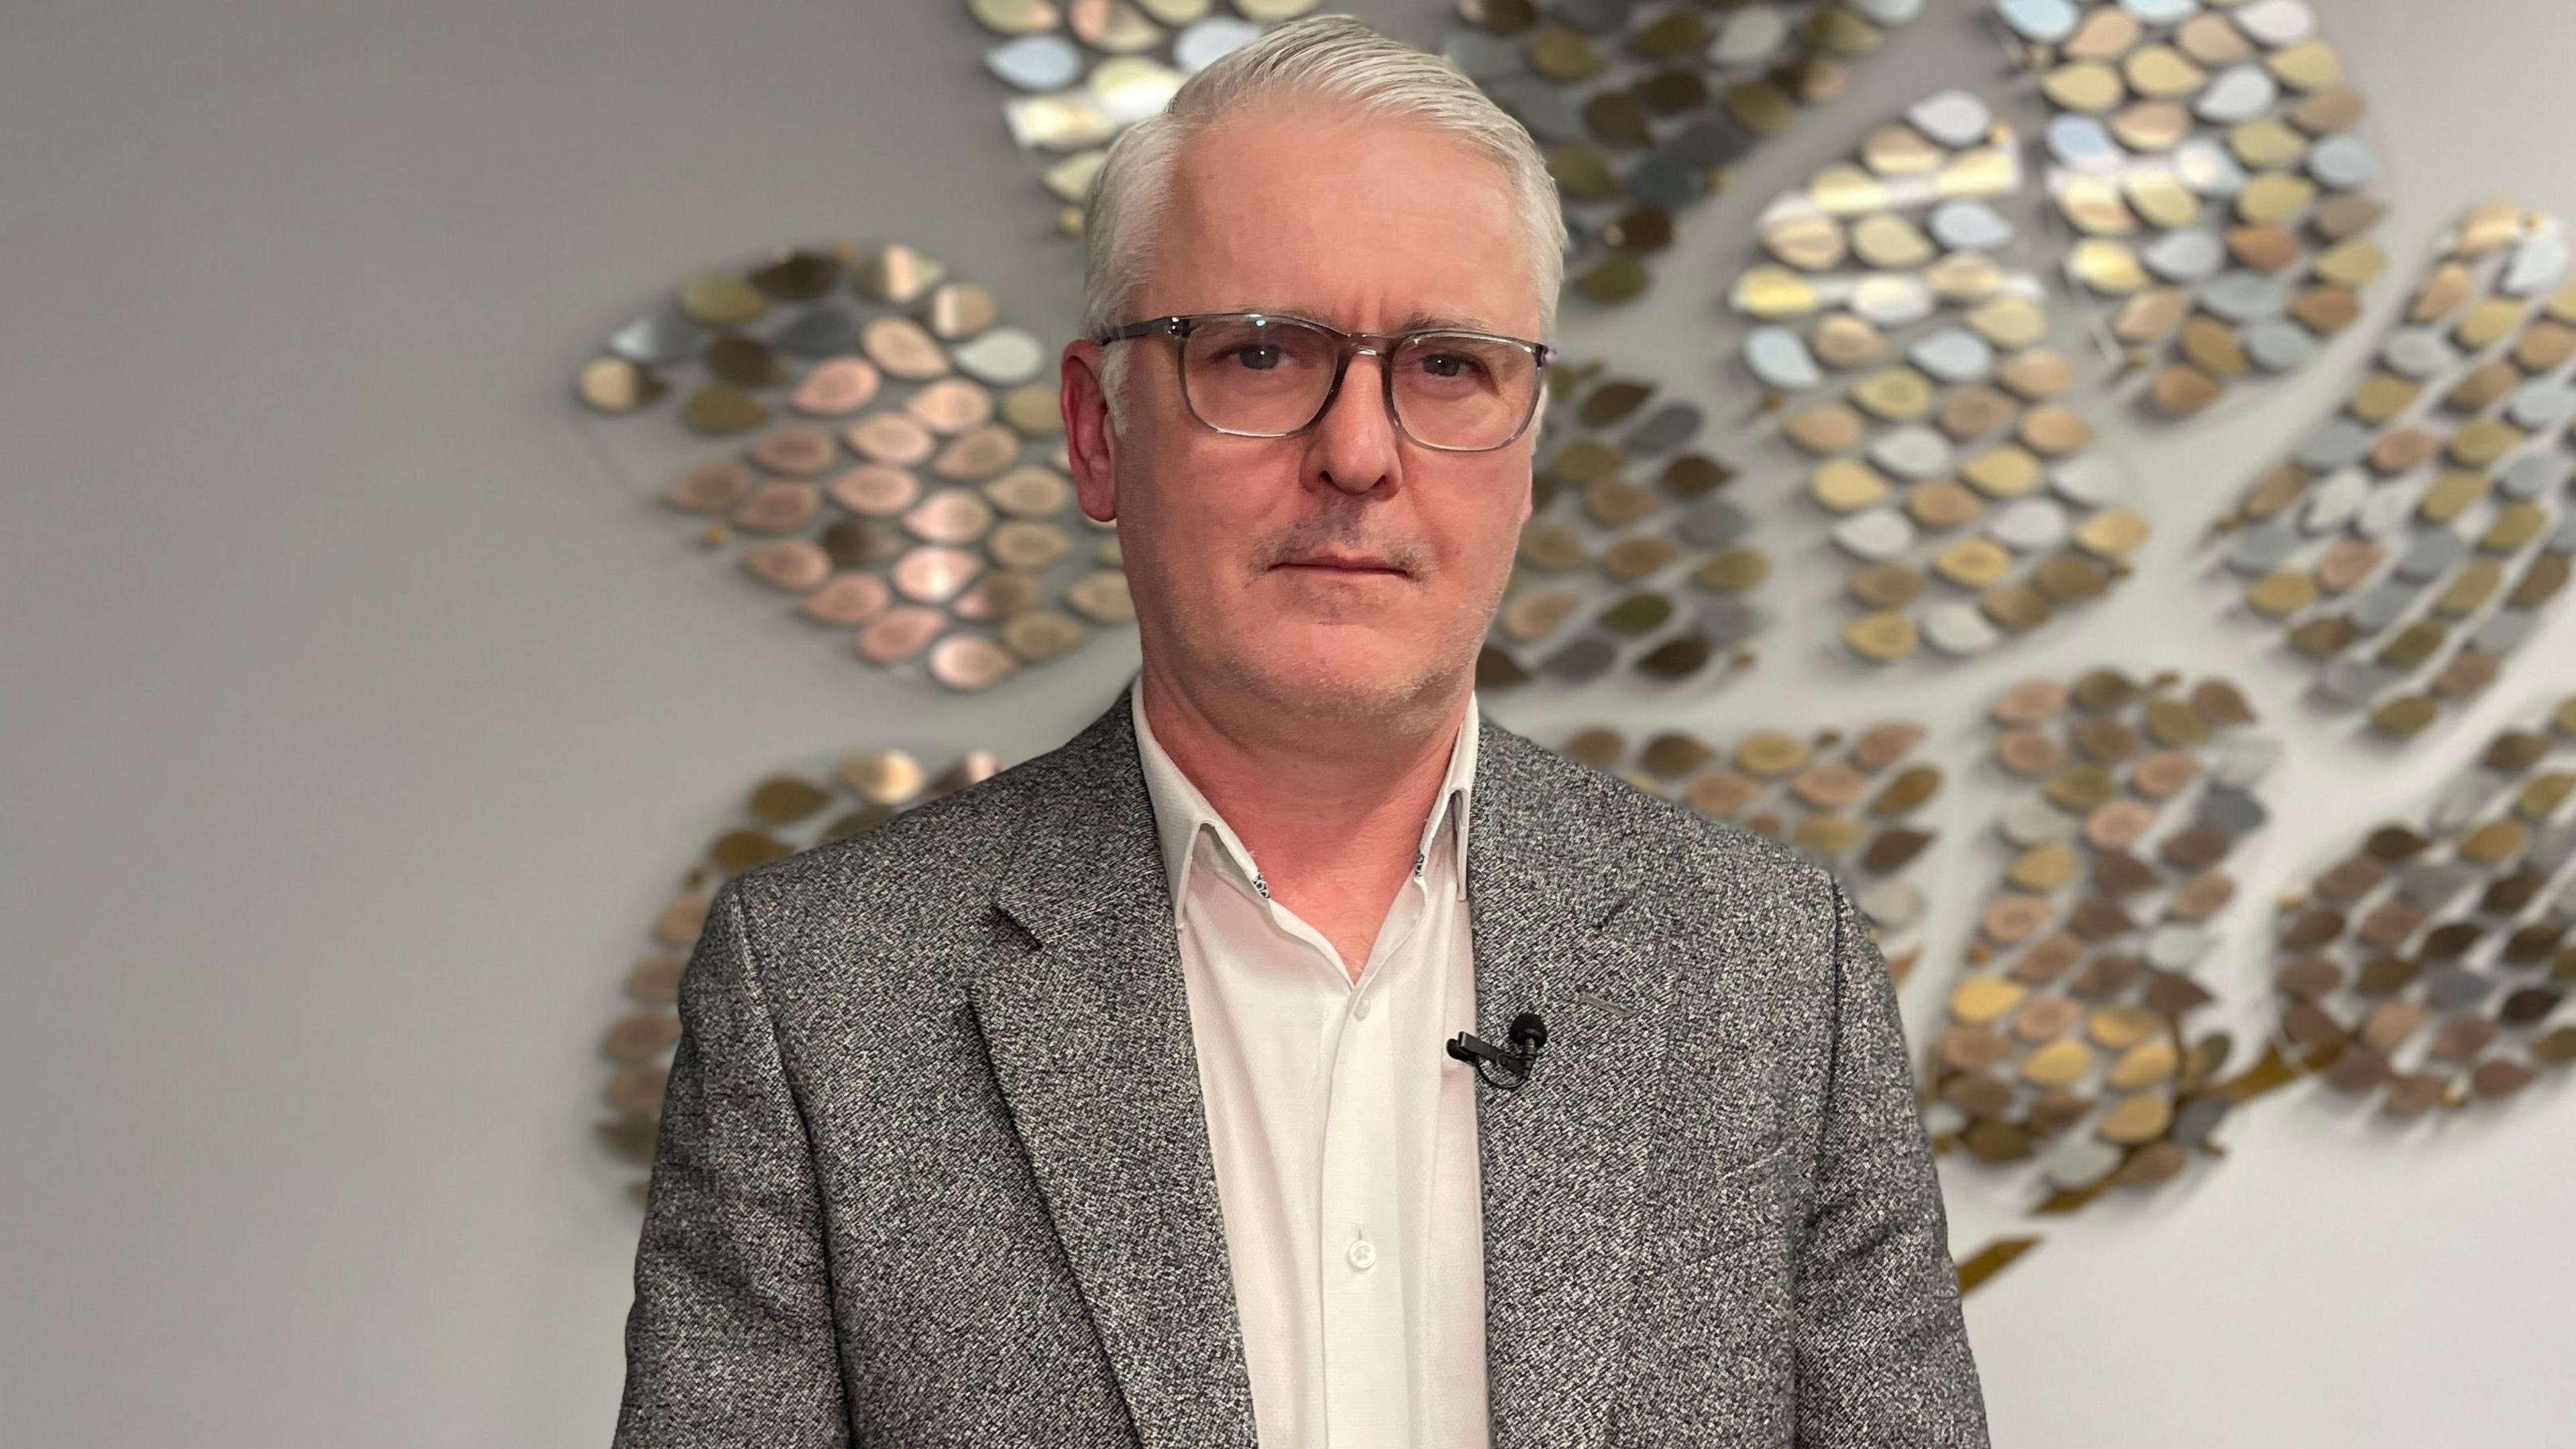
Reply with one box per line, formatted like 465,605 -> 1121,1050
1791,868 -> 1991,1447
614,875 -> 853,1448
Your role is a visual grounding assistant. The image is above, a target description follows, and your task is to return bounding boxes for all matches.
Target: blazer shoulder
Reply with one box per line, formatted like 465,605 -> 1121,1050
1483,727 -> 1851,1052
1481,717 -> 1833,904
718,754 -> 1048,946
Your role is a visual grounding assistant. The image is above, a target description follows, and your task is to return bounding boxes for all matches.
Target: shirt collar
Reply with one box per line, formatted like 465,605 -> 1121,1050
1130,673 -> 1479,923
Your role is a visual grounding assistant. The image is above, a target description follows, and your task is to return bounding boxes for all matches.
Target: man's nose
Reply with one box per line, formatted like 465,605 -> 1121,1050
1303,350 -> 1403,496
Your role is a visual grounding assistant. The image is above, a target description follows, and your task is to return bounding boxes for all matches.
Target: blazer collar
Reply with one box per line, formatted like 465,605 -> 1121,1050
971,682 -> 1680,1449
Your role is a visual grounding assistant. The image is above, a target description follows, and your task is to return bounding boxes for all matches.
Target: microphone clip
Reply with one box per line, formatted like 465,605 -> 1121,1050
1446,1012 -> 1549,1091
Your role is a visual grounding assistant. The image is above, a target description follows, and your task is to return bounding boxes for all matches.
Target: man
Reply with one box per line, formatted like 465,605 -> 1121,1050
616,15 -> 1986,1448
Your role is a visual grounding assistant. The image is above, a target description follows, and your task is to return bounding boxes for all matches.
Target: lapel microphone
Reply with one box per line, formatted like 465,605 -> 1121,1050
1446,1012 -> 1548,1091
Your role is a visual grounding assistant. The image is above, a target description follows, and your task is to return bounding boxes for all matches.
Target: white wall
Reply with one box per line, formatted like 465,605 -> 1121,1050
2,1 -> 2571,1444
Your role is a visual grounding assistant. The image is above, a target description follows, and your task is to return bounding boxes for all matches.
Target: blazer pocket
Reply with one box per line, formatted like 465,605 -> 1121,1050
1679,1136 -> 1794,1270
1723,1134 -> 1788,1181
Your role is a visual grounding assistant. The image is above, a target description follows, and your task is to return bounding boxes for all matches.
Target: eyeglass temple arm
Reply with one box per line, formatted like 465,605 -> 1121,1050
1094,317 -> 1185,345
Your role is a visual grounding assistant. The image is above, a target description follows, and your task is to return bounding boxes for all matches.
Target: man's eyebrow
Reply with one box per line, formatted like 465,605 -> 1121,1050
1222,304 -> 1507,335
1388,309 -> 1499,333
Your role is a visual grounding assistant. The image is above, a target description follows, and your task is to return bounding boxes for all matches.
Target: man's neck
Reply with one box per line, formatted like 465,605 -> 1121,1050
1136,662 -> 1470,906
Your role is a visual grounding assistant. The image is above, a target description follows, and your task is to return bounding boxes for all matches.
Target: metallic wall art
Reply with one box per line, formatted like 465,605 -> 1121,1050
968,0 -> 1318,235
2213,203 -> 2576,743
558,0 -> 2576,1320
1925,667 -> 2279,1208
2269,692 -> 2576,1118
1556,714 -> 1944,973
574,241 -> 1132,692
596,746 -> 1008,1201
1443,0 -> 1927,305
1989,0 -> 2390,418
1477,357 -> 1765,688
1730,89 -> 2150,663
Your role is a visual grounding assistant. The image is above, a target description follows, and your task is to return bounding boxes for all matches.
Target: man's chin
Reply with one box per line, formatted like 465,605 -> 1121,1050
1221,627 -> 1458,713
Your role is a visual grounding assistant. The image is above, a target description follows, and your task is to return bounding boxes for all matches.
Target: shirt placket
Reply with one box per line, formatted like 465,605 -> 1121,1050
1312,871 -> 1428,1449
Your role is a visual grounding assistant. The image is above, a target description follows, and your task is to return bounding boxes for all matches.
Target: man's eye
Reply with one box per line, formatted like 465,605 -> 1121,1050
1227,345 -> 1283,370
1419,353 -> 1486,379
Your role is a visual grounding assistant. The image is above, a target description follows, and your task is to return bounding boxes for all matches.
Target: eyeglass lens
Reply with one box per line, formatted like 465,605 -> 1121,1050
1177,315 -> 1540,451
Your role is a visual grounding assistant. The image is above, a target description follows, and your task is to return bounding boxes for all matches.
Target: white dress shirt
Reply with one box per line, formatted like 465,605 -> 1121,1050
1130,680 -> 1491,1449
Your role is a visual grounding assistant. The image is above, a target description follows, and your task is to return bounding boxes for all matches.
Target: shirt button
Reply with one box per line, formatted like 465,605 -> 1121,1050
1351,992 -> 1371,1020
1346,1238 -> 1377,1271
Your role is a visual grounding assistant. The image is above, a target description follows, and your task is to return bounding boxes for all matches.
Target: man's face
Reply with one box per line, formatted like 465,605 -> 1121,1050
1062,103 -> 1541,724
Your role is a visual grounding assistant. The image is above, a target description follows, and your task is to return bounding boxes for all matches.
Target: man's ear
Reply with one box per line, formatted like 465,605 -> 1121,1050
1062,341 -> 1118,523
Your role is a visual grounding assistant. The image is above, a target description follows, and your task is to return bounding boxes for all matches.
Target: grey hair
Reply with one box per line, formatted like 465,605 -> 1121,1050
1079,13 -> 1566,424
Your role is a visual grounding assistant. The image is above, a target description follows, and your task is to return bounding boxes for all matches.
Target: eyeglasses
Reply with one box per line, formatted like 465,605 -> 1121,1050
1095,311 -> 1551,453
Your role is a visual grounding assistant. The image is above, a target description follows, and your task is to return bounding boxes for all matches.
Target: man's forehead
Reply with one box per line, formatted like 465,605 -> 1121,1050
1150,111 -> 1542,335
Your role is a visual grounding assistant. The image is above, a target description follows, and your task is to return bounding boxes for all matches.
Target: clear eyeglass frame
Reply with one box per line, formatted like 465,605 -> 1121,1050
1093,310 -> 1552,454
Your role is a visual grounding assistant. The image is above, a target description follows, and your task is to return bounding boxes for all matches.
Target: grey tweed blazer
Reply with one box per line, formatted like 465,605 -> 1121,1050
614,683 -> 1988,1448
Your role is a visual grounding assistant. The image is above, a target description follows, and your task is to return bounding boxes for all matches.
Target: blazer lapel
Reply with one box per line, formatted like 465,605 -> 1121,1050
970,688 -> 1259,1449
1468,718 -> 1688,1449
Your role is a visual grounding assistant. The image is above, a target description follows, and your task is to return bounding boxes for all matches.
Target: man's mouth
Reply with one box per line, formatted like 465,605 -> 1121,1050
1277,552 -> 1406,575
